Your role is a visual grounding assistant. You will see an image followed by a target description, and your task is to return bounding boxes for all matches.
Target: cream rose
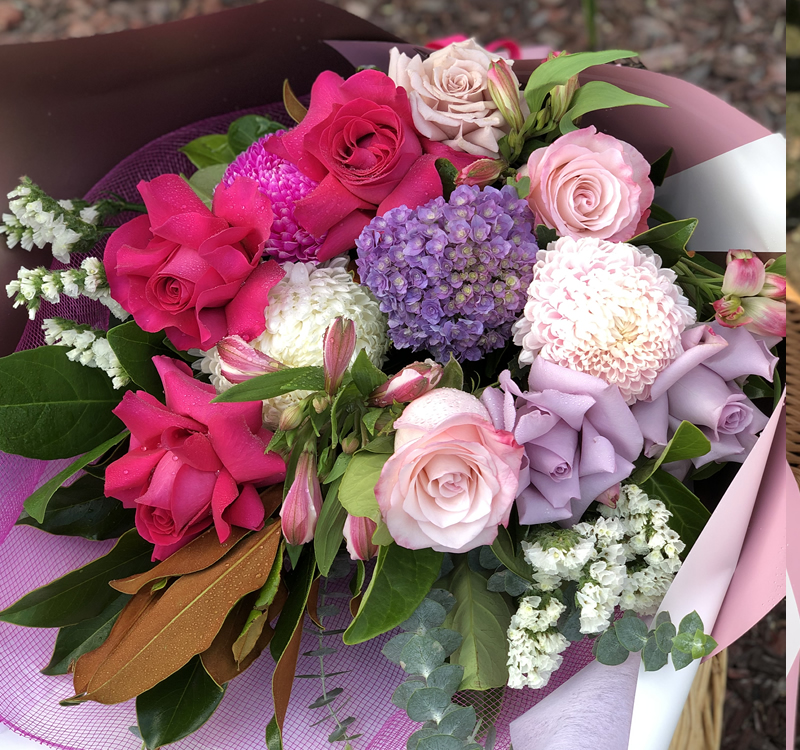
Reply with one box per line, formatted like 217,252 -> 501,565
525,126 -> 654,243
388,39 -> 519,158
375,388 -> 524,553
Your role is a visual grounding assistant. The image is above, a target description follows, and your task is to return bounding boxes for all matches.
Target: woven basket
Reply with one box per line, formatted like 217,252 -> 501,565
668,650 -> 728,750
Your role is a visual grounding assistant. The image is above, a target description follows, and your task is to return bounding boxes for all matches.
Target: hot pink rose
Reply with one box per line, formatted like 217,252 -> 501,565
525,126 -> 654,242
375,388 -> 524,553
269,69 -> 477,260
105,356 -> 285,560
104,173 -> 284,350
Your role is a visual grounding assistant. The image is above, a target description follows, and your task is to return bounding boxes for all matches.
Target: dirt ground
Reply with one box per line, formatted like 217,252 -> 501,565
0,1 -> 790,748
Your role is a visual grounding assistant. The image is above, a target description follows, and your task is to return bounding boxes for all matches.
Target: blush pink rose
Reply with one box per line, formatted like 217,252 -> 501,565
525,126 -> 654,243
268,69 -> 478,260
375,388 -> 524,553
105,356 -> 286,560
104,173 -> 284,350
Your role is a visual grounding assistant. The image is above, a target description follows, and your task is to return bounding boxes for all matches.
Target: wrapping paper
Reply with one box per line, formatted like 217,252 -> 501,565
787,465 -> 800,748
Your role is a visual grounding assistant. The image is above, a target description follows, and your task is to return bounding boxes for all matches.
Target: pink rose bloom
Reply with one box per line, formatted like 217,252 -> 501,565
268,69 -> 478,261
525,126 -> 654,242
104,173 -> 284,351
105,356 -> 286,560
375,388 -> 524,553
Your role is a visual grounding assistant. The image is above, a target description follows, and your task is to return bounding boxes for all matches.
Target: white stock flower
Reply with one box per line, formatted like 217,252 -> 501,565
512,237 -> 696,403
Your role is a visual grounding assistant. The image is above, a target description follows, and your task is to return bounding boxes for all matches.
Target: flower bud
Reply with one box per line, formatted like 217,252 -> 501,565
341,434 -> 360,455
595,483 -> 620,509
312,393 -> 330,414
369,360 -> 444,407
280,451 -> 323,545
455,158 -> 506,189
740,296 -> 787,337
721,249 -> 766,297
713,295 -> 750,328
278,402 -> 305,431
216,335 -> 286,384
759,272 -> 786,301
531,52 -> 579,134
343,514 -> 378,561
323,316 -> 357,395
487,59 -> 525,131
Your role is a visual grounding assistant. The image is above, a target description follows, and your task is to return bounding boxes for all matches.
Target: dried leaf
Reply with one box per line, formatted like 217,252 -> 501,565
283,79 -> 308,124
80,522 -> 282,704
273,614 -> 304,731
110,526 -> 249,595
232,610 -> 270,666
307,578 -> 322,628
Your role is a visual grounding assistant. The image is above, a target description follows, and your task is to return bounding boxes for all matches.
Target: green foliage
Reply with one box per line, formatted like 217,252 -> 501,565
535,225 -> 558,247
337,450 -> 388,523
350,349 -> 388,398
227,114 -> 284,155
559,81 -> 666,134
629,420 -> 711,484
314,480 -> 348,577
106,321 -> 174,397
435,159 -> 458,201
213,366 -> 325,403
649,148 -> 674,187
629,218 -> 698,267
184,164 -> 228,209
436,355 -> 464,391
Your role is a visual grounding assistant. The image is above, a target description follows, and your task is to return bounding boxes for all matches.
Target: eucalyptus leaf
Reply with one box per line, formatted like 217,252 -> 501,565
670,646 -> 693,671
629,218 -> 698,267
678,610 -> 704,635
557,606 -> 584,643
399,635 -> 446,677
426,589 -> 457,615
382,632 -> 416,665
179,134 -> 235,170
136,657 -> 225,749
406,686 -> 451,722
426,663 -> 464,696
614,615 -> 649,652
426,627 -> 463,657
392,679 -> 424,709
213,367 -> 324,403
593,628 -> 629,666
401,598 -> 447,633
559,81 -> 666,134
642,636 -> 669,671
437,705 -> 477,739
655,621 -> 676,653
416,735 -> 465,750
0,346 -> 126,459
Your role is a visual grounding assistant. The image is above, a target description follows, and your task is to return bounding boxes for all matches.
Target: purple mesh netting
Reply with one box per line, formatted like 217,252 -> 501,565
0,107 -> 598,750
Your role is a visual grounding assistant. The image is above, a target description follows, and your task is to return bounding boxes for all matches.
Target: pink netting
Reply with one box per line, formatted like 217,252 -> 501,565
0,108 -> 598,750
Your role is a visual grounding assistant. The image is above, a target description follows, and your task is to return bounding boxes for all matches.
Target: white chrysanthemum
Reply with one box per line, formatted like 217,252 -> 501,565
202,257 -> 389,427
512,236 -> 696,403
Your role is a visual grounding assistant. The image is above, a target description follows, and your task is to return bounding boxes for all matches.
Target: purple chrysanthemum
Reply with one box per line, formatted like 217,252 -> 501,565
356,184 -> 538,362
222,133 -> 326,262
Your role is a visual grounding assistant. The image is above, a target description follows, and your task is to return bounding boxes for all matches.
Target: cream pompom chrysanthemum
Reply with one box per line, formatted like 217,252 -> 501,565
202,257 -> 389,426
512,236 -> 695,404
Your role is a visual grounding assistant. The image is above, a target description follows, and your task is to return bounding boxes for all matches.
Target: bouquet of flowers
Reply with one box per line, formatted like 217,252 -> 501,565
0,8 -> 787,750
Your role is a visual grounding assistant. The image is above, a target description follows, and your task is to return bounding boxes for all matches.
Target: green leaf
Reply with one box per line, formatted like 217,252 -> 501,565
179,134 -> 235,170
614,615 -> 649,652
265,716 -> 283,750
557,605 -> 583,642
416,735 -> 465,750
0,528 -> 154,627
314,480 -> 347,577
629,218 -> 698,267
766,254 -> 786,277
399,635 -> 446,677
490,527 -> 533,582
437,705 -> 477,739
337,450 -> 389,523
426,627 -> 463,657
648,203 -> 678,225
185,164 -> 228,209
535,224 -> 558,248
392,679 -> 424,710
670,645 -> 693,670
443,560 -> 511,690
227,114 -> 284,155
308,687 -> 344,708
361,434 -> 395,454
351,349 -> 388,397
677,610 -> 704,636
17,473 -> 135,540
511,174 -> 531,200
0,346 -> 126,459
21,431 -> 129,523
593,628 -> 629,666
254,544 -> 285,610
344,544 -> 443,645
106,322 -> 174,397
630,420 -> 711,484
640,469 -> 711,554
649,148 -> 674,188
270,547 -> 316,661
382,632 -> 416,665
406,687 -> 451,723
212,367 -> 324,403
435,158 -> 458,201
401,598 -> 447,633
436,355 -> 464,391
655,621 -> 676,653
642,635 -> 669,671
524,49 -> 639,114
559,81 -> 666,134
41,593 -> 129,675
743,375 -> 774,401
427,663 -> 464,696
136,656 -> 225,749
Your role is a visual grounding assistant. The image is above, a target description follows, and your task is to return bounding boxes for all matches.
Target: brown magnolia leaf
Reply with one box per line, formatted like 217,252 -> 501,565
272,612 -> 303,732
350,592 -> 363,619
110,526 -> 250,595
307,577 -> 322,629
259,484 -> 283,519
72,587 -> 163,696
282,79 -> 308,124
81,521 -> 281,704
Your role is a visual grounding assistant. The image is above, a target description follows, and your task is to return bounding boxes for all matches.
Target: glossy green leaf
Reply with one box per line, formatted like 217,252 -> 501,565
227,114 -> 284,155
212,366 -> 324,403
17,473 -> 135,539
640,469 -> 710,554
337,450 -> 388,523
490,527 -> 533,582
350,349 -> 388,397
0,528 -> 154,627
314,479 -> 347,577
179,134 -> 235,170
630,420 -> 711,484
41,593 -> 129,675
105,321 -> 174,397
254,544 -> 285,610
766,254 -> 786,277
344,544 -> 443,645
136,657 -> 225,749
649,148 -> 674,187
184,164 -> 227,209
560,81 -> 667,134
0,346 -> 126,459
629,218 -> 698,267
435,158 -> 458,201
21,431 -> 129,523
443,560 -> 511,690
270,547 -> 315,661
436,355 -> 464,391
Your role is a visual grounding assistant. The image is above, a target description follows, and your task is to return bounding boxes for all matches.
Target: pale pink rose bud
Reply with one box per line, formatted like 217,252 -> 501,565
323,316 -> 357,395
759,272 -> 787,300
596,483 -> 620,509
280,450 -> 323,545
343,514 -> 378,561
455,158 -> 506,189
369,360 -> 444,407
721,249 -> 766,297
278,402 -> 305,431
341,434 -> 360,454
740,296 -> 786,337
713,296 -> 751,328
487,59 -> 524,131
216,335 -> 286,384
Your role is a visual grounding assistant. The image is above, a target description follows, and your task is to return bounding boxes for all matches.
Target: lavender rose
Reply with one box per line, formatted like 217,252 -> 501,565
481,360 -> 643,526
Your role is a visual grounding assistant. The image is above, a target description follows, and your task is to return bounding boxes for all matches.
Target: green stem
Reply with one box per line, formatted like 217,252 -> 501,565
316,578 -> 350,741
676,259 -> 724,279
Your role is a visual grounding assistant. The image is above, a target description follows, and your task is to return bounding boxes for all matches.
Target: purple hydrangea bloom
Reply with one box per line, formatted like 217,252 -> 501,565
355,184 -> 538,362
222,133 -> 326,262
